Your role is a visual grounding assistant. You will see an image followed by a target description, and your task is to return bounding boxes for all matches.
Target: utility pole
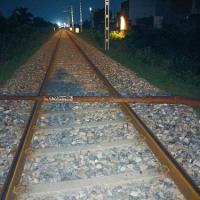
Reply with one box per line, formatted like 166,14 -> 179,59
64,6 -> 70,27
71,5 -> 74,31
67,16 -> 70,27
105,0 -> 110,50
80,0 -> 83,32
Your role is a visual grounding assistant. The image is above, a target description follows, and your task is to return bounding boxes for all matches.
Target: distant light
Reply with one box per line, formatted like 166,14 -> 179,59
120,16 -> 127,31
89,7 -> 92,12
70,27 -> 73,31
63,22 -> 67,28
57,21 -> 62,27
75,28 -> 80,33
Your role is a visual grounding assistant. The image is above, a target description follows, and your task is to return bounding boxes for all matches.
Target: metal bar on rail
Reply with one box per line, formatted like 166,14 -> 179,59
0,95 -> 200,107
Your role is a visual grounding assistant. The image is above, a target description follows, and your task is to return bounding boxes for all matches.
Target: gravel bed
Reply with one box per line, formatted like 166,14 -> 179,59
37,109 -> 126,128
23,98 -> 182,199
73,34 -> 200,189
0,100 -> 33,184
19,177 -> 184,200
21,145 -> 159,185
54,34 -> 87,65
130,103 -> 200,187
46,80 -> 108,96
41,103 -> 117,112
0,34 -> 59,185
32,123 -> 137,149
48,34 -> 109,96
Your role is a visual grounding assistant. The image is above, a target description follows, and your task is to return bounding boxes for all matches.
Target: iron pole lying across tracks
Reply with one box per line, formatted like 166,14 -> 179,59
0,95 -> 200,107
67,31 -> 200,200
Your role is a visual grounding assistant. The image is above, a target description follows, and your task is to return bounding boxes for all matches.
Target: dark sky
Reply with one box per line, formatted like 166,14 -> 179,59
0,0 -> 123,24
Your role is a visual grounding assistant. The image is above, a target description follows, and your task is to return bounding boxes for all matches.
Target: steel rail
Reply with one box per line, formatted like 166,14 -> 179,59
0,31 -> 62,200
67,31 -> 200,200
0,95 -> 200,107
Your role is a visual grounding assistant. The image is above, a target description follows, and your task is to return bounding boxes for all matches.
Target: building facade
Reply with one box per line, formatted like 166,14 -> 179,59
192,0 -> 200,14
128,0 -> 200,29
129,0 -> 166,29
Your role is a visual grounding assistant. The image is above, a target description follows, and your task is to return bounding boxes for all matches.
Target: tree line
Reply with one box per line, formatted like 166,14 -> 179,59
0,7 -> 53,33
0,8 -> 54,83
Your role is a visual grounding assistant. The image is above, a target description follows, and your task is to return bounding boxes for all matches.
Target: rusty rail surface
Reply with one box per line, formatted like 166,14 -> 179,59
0,95 -> 200,107
67,31 -> 200,200
0,31 -> 62,200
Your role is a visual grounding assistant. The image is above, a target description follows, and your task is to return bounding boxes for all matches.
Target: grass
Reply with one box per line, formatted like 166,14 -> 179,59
80,30 -> 200,100
0,27 -> 54,84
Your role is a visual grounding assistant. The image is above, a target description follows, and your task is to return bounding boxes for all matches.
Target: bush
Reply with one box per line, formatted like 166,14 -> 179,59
110,31 -> 126,40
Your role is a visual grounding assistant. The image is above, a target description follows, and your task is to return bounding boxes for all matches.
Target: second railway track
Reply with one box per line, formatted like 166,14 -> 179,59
0,30 -> 199,200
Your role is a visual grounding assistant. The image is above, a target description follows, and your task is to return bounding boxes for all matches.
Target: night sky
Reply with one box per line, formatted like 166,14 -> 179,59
0,0 -> 123,24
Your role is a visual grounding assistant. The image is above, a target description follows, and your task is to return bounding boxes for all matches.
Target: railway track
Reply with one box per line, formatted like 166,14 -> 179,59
0,30 -> 200,200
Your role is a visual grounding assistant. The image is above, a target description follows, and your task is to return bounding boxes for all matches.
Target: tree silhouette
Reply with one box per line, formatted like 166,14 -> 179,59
93,9 -> 104,31
10,7 -> 33,25
0,12 -> 7,32
93,8 -> 112,31
33,17 -> 50,27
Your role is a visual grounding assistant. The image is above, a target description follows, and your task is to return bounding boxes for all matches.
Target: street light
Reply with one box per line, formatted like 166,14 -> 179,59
57,21 -> 62,28
89,6 -> 93,29
120,16 -> 127,31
